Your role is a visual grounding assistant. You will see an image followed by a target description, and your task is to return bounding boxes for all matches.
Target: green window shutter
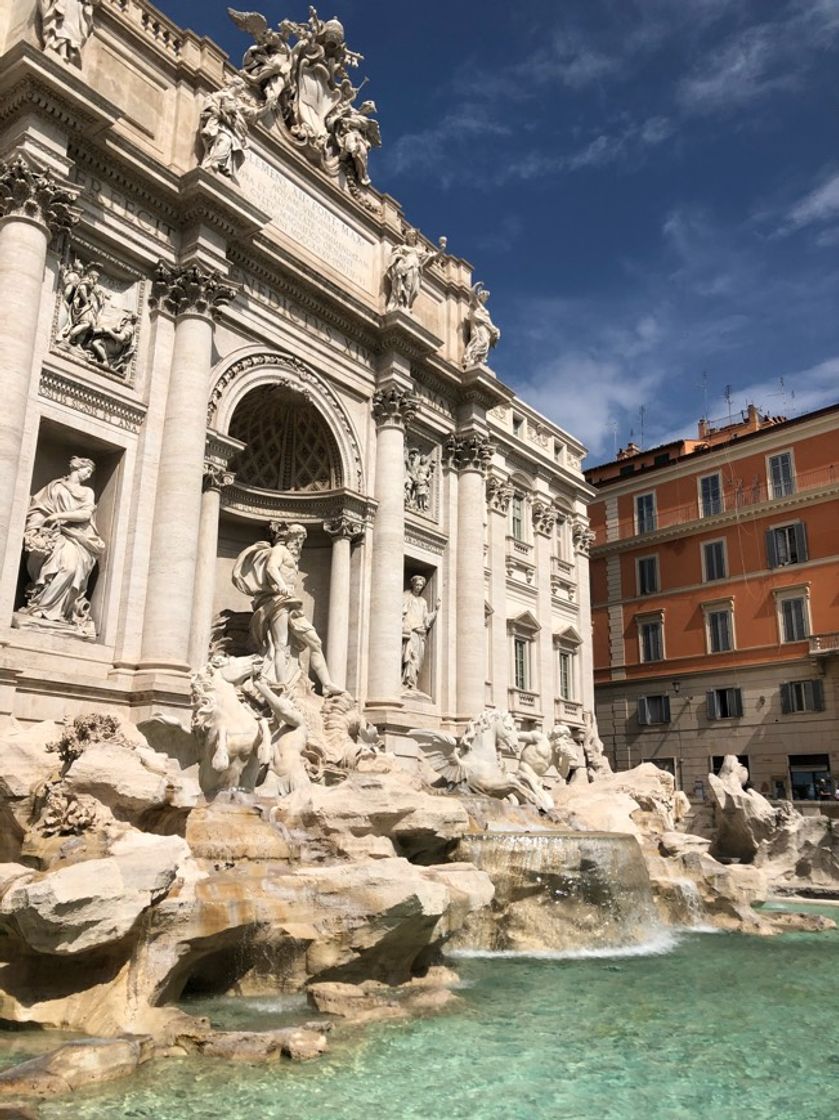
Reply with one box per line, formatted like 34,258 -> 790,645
780,683 -> 792,714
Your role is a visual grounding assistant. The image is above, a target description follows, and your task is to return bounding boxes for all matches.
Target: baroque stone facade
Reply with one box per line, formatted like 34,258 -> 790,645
0,0 -> 594,747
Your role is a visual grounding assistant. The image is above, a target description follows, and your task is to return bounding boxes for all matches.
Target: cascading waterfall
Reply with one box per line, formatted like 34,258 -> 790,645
450,831 -> 664,953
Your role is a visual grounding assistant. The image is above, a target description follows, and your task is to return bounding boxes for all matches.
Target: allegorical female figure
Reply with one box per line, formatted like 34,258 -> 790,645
38,0 -> 96,66
17,457 -> 105,639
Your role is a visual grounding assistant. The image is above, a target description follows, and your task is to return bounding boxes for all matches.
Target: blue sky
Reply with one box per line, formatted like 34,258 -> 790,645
170,1 -> 839,461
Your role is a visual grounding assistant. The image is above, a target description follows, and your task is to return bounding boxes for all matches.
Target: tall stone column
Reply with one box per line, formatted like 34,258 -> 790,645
0,157 -> 79,562
188,462 -> 235,669
448,433 -> 493,718
573,517 -> 597,715
324,515 -> 364,691
366,385 -> 418,708
140,263 -> 237,671
486,475 -> 514,707
533,500 -> 559,722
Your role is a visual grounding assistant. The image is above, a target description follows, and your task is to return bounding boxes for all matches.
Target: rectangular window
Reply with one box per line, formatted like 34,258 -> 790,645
766,523 -> 808,567
558,651 -> 573,700
707,607 -> 733,653
703,540 -> 727,582
700,473 -> 723,517
637,556 -> 659,596
780,680 -> 825,714
637,695 -> 671,725
789,753 -> 832,800
619,464 -> 636,477
636,493 -> 656,534
511,495 -> 525,541
513,637 -> 530,690
706,687 -> 743,719
640,620 -> 663,662
780,596 -> 809,642
768,451 -> 795,498
653,453 -> 671,467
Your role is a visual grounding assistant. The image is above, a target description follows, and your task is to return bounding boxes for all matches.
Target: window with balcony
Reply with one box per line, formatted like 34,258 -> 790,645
702,539 -> 727,582
768,451 -> 795,498
705,604 -> 734,653
780,679 -> 825,714
637,695 -> 671,725
558,650 -> 573,700
699,472 -> 723,517
779,595 -> 809,643
766,522 -> 807,567
637,555 -> 659,596
706,687 -> 743,719
513,637 -> 531,690
639,619 -> 664,662
510,494 -> 525,541
635,492 -> 656,534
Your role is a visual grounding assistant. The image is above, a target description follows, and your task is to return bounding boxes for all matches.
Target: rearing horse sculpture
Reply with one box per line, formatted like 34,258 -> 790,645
191,654 -> 273,791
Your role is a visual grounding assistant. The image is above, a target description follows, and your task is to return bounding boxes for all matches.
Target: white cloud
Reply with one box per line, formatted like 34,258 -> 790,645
786,171 -> 839,230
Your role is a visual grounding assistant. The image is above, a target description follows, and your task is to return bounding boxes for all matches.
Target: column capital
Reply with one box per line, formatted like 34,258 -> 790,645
203,462 -> 235,492
372,384 -> 418,429
149,260 -> 238,319
445,432 -> 493,473
532,498 -> 559,536
0,156 -> 80,239
486,474 -> 514,514
572,518 -> 596,555
324,514 -> 365,542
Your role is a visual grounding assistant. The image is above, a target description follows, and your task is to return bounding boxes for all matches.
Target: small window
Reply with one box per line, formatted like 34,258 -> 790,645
703,540 -> 727,582
637,556 -> 659,596
636,492 -> 656,534
780,680 -> 825,714
768,451 -> 795,498
706,687 -> 743,719
700,473 -> 723,517
780,596 -> 809,642
766,522 -> 808,568
707,607 -> 733,653
558,650 -> 574,700
511,494 -> 525,541
513,637 -> 530,690
653,453 -> 671,467
619,464 -> 635,477
637,695 -> 671,725
640,620 -> 663,662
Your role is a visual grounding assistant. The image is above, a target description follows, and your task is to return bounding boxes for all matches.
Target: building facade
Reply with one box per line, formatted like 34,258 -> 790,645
587,404 -> 839,800
0,0 -> 594,751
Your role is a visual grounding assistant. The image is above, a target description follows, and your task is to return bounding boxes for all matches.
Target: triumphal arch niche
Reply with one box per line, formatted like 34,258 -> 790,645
0,0 -> 594,753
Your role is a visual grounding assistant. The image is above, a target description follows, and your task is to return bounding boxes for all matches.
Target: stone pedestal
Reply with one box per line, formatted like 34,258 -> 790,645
366,386 -> 417,709
140,264 -> 236,671
325,515 -> 363,691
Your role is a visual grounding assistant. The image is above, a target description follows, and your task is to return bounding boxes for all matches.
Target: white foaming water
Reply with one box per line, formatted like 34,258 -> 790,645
448,927 -> 682,961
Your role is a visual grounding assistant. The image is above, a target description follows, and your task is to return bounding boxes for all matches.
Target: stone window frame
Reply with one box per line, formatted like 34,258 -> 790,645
697,470 -> 724,518
554,625 -> 582,702
772,583 -> 812,644
634,490 -> 657,535
635,552 -> 659,596
635,608 -> 665,663
701,596 -> 736,655
701,537 -> 728,583
508,611 -> 540,694
766,447 -> 796,500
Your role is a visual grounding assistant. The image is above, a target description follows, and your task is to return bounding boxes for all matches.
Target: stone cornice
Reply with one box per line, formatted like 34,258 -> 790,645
379,308 -> 444,361
0,43 -> 120,139
221,485 -> 376,526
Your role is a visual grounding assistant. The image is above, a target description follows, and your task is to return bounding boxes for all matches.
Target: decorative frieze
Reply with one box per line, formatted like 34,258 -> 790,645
371,385 -> 418,429
0,157 -> 81,238
486,474 -> 514,514
39,368 -> 146,432
445,432 -> 493,473
149,261 -> 238,319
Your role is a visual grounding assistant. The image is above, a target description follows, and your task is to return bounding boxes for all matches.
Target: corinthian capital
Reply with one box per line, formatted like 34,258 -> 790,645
0,157 -> 81,238
486,474 -> 514,514
203,462 -> 235,492
572,519 -> 596,555
324,515 -> 365,542
372,385 -> 418,429
149,261 -> 238,318
445,432 -> 493,473
532,499 -> 558,536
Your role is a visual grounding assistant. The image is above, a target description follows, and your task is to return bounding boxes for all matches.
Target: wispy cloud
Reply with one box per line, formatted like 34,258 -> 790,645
785,171 -> 839,230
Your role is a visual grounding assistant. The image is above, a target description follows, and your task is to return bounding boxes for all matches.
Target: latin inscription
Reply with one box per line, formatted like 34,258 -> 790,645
72,170 -> 176,243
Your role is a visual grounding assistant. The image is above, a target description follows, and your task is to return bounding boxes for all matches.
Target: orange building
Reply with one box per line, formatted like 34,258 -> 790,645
585,403 -> 839,801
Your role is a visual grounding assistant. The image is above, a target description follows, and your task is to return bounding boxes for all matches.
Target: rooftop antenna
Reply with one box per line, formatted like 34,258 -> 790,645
723,384 -> 733,424
638,405 -> 646,449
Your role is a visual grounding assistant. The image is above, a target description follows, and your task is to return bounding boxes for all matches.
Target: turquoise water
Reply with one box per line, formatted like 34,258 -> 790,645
38,928 -> 839,1120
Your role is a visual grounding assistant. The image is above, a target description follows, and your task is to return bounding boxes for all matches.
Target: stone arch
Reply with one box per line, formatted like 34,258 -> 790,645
208,347 -> 364,492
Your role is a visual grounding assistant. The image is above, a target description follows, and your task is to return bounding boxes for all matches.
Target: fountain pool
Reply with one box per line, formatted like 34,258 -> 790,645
36,924 -> 839,1120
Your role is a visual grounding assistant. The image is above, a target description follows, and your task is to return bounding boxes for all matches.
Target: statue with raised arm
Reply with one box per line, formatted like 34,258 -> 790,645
38,0 -> 96,66
16,457 -> 105,638
463,282 -> 501,368
232,521 -> 342,696
386,228 -> 447,313
401,575 -> 439,691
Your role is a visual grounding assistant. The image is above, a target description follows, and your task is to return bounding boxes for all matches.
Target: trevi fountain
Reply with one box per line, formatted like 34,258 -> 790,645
0,3 -> 837,1118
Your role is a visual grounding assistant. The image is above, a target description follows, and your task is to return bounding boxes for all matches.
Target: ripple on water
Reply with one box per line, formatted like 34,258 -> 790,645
38,929 -> 839,1120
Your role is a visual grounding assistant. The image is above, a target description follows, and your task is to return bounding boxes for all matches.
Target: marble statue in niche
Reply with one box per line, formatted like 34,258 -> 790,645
38,0 -> 95,66
404,447 -> 435,514
56,258 -> 137,375
385,228 -> 447,313
227,6 -> 382,189
401,575 -> 439,692
463,282 -> 500,369
15,456 -> 105,639
199,78 -> 260,181
232,521 -> 342,696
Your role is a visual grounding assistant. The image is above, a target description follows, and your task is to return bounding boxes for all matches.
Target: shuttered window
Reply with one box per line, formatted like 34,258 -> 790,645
766,522 -> 808,567
640,620 -> 663,662
706,687 -> 743,719
708,608 -> 733,653
636,493 -> 656,534
637,695 -> 671,725
703,540 -> 726,581
780,597 -> 808,642
637,556 -> 659,596
768,452 -> 795,498
700,473 -> 723,517
780,680 -> 825,713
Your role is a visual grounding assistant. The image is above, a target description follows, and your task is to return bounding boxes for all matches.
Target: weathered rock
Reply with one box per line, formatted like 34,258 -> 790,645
197,1027 -> 327,1062
659,831 -> 712,859
0,722 -> 64,861
552,763 -> 683,841
762,910 -> 836,934
707,764 -> 777,862
0,1036 -> 154,1098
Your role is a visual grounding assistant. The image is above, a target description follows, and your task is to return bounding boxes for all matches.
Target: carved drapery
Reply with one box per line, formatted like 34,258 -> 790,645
372,385 -> 418,429
149,261 -> 238,319
0,157 -> 80,238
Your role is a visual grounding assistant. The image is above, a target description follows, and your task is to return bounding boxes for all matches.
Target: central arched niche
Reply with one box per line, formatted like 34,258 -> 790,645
229,384 -> 343,493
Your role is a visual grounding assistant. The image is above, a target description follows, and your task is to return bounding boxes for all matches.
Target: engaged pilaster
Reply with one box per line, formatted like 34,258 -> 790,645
0,156 -> 80,568
486,474 -> 514,706
533,499 -> 559,722
324,515 -> 365,691
366,384 -> 418,708
447,432 -> 493,719
141,262 -> 237,671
